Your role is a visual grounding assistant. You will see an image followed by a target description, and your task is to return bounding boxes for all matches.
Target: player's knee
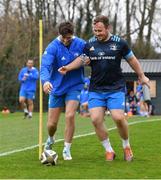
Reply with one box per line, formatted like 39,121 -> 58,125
92,118 -> 101,127
47,121 -> 57,130
28,100 -> 33,105
112,114 -> 124,123
65,112 -> 75,120
19,98 -> 25,104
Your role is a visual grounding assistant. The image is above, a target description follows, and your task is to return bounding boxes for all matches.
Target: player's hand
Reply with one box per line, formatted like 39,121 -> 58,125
80,54 -> 90,65
22,73 -> 29,80
24,73 -> 29,76
84,57 -> 90,65
138,75 -> 150,88
43,81 -> 53,94
83,55 -> 90,65
58,66 -> 68,75
22,76 -> 27,80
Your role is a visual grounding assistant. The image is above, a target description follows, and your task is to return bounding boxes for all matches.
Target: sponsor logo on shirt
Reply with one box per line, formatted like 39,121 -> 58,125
74,53 -> 79,57
89,46 -> 95,51
122,101 -> 125,106
77,95 -> 80,100
90,56 -> 115,60
61,56 -> 66,61
44,51 -> 47,55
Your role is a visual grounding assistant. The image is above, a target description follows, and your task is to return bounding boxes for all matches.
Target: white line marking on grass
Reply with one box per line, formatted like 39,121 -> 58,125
0,118 -> 161,157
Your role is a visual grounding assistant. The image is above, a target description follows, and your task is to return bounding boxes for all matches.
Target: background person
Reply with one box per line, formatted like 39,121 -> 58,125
136,82 -> 150,117
79,82 -> 90,117
1,106 -> 10,114
127,90 -> 138,115
18,59 -> 39,119
40,21 -> 87,160
142,84 -> 152,117
58,15 -> 150,162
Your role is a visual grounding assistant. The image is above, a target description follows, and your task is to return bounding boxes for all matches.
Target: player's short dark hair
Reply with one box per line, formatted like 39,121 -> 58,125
93,15 -> 110,28
58,21 -> 74,36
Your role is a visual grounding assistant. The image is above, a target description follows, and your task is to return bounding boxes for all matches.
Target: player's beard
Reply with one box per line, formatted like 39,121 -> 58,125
97,36 -> 106,42
97,34 -> 109,42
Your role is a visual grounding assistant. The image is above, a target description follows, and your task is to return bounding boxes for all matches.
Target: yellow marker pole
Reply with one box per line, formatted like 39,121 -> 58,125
39,19 -> 43,159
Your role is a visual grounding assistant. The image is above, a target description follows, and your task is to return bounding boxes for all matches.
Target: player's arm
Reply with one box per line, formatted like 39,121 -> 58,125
18,70 -> 23,81
127,56 -> 150,87
18,69 -> 27,82
122,39 -> 150,88
40,45 -> 55,94
43,81 -> 53,94
58,55 -> 90,75
34,69 -> 39,80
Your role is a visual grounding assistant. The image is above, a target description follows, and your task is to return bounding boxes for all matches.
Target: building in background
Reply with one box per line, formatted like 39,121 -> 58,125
121,59 -> 161,115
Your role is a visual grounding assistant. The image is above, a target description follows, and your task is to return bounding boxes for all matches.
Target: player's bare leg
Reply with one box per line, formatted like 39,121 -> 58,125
90,107 -> 107,140
90,107 -> 115,161
111,109 -> 133,161
63,100 -> 79,160
27,99 -> 34,118
111,110 -> 129,139
44,108 -> 62,150
19,96 -> 28,118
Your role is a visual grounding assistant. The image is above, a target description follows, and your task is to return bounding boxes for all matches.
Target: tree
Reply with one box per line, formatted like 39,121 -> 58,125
146,0 -> 158,42
125,0 -> 136,45
0,0 -> 160,110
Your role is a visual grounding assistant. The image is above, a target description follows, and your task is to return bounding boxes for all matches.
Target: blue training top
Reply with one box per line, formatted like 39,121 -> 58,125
18,67 -> 39,92
40,36 -> 86,95
83,35 -> 134,92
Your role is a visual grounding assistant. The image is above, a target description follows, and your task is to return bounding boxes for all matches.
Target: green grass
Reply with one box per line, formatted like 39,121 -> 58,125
0,113 -> 161,179
0,112 -> 95,153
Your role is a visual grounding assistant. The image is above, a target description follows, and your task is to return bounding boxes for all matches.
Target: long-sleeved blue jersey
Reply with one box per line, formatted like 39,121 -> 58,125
18,67 -> 39,92
40,36 -> 86,95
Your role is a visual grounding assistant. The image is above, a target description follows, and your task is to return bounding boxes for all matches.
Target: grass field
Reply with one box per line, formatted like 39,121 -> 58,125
0,113 -> 161,179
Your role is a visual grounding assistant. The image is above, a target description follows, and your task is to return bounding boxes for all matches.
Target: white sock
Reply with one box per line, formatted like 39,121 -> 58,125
24,108 -> 28,113
101,138 -> 113,152
64,142 -> 72,151
48,136 -> 55,143
122,138 -> 130,149
28,112 -> 32,116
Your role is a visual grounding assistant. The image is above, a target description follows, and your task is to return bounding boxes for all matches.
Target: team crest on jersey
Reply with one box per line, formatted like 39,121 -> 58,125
89,46 -> 95,51
109,43 -> 117,51
98,51 -> 105,56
